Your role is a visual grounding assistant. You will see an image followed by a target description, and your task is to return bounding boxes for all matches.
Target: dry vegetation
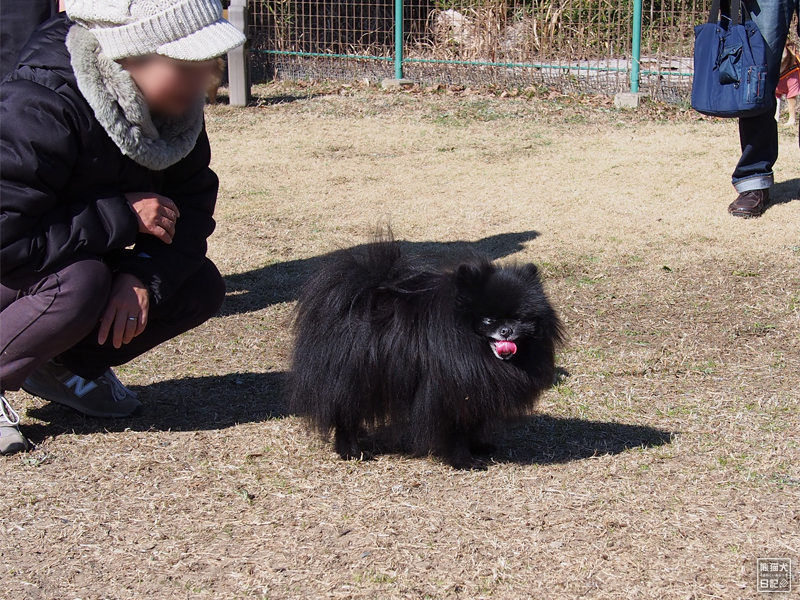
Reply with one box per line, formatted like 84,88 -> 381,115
2,82 -> 799,599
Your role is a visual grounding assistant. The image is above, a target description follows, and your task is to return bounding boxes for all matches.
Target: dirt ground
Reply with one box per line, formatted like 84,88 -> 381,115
2,83 -> 799,600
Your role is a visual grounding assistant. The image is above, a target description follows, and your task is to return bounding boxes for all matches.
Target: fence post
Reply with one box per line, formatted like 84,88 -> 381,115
228,0 -> 251,107
630,0 -> 642,93
394,0 -> 403,80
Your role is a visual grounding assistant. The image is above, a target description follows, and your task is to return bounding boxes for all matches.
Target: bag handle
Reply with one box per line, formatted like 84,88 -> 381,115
709,0 -> 746,27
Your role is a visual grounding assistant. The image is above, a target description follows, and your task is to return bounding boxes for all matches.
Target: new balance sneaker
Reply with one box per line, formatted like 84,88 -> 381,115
22,361 -> 142,418
1,394 -> 30,455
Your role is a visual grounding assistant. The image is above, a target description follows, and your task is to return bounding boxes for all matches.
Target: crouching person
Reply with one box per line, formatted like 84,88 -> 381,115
0,0 -> 246,454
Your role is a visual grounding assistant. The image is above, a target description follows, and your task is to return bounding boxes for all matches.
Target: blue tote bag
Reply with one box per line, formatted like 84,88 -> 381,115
691,0 -> 771,118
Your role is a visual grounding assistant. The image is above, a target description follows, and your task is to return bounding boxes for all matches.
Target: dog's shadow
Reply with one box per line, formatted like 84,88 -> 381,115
490,414 -> 673,465
358,414 -> 672,468
22,369 -> 673,467
220,230 -> 541,316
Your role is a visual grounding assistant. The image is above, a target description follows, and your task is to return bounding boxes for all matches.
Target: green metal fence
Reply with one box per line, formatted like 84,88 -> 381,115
248,0 -> 711,101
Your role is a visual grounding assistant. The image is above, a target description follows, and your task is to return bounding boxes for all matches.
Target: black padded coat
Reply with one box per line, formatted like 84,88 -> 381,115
0,15 -> 219,306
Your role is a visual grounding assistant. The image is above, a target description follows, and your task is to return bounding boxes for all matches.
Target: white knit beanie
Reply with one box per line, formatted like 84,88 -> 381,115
65,0 -> 246,61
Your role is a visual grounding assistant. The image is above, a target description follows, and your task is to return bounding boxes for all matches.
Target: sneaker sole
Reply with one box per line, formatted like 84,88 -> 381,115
0,436 -> 30,455
21,380 -> 142,419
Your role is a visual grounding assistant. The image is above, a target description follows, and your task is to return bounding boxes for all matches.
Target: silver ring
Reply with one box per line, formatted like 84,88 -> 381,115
128,317 -> 138,321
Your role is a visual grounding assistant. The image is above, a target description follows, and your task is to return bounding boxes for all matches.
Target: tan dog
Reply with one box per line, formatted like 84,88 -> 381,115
207,57 -> 225,105
775,41 -> 799,126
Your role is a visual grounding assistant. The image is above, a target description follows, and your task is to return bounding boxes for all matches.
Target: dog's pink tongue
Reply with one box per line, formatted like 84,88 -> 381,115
495,340 -> 517,357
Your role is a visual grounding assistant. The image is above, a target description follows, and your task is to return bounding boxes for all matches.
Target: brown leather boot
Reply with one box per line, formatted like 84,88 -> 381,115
728,189 -> 769,218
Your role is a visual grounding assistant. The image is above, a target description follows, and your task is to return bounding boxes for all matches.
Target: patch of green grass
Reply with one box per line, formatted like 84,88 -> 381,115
622,328 -> 645,337
266,474 -> 294,494
656,405 -> 694,417
770,351 -> 787,369
554,383 -> 577,399
582,347 -> 608,360
353,570 -> 397,585
236,488 -> 255,504
538,261 -> 577,279
691,360 -> 718,374
789,294 -> 800,312
430,112 -> 469,127
769,473 -> 800,487
21,454 -> 51,468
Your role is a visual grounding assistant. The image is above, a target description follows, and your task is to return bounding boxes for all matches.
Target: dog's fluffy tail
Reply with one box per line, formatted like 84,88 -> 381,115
289,226 -> 410,435
294,225 -> 431,323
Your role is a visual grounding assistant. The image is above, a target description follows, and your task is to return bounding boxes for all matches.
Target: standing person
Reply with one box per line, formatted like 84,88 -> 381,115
728,0 -> 800,218
775,40 -> 800,126
0,0 -> 246,454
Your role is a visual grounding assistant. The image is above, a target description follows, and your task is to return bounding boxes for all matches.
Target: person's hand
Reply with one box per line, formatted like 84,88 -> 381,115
124,192 -> 180,244
98,273 -> 150,349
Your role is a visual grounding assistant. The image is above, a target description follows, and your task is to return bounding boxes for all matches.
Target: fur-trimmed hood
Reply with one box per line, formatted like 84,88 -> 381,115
65,22 -> 204,171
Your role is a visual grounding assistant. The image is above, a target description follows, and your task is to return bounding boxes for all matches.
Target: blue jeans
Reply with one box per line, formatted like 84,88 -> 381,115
733,0 -> 799,192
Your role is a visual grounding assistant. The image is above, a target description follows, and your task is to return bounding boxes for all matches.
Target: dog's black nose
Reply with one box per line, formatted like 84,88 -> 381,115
499,326 -> 512,338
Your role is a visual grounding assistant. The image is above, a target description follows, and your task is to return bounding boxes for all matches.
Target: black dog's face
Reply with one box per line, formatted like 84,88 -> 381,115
456,261 -> 556,361
474,315 -> 532,360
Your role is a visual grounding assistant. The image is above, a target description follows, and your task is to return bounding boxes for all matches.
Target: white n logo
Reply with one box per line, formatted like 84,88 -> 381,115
64,375 -> 97,398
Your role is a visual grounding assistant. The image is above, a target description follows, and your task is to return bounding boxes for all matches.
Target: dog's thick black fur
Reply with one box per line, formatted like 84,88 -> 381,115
289,233 -> 563,468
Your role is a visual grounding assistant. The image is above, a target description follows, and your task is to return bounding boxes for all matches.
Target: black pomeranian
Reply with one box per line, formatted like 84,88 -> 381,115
289,233 -> 563,468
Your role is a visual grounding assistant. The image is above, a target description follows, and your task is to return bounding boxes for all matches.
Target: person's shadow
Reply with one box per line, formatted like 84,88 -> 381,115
22,370 -> 674,467
22,371 -> 288,442
220,230 -> 542,316
765,177 -> 799,212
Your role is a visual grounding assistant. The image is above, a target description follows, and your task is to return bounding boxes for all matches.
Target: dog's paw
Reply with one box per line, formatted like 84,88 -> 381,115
443,444 -> 481,469
445,455 -> 475,470
334,429 -> 362,461
338,450 -> 373,461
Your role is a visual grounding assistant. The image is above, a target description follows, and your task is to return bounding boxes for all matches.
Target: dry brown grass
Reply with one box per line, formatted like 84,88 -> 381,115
2,83 -> 799,600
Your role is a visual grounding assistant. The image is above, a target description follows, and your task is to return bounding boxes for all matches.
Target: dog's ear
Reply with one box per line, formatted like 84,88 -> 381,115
455,263 -> 486,288
522,263 -> 541,282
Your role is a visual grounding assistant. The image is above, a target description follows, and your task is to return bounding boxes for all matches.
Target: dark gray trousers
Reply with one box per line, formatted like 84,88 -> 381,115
0,255 -> 225,391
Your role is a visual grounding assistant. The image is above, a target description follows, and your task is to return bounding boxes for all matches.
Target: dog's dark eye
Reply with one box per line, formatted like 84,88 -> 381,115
482,318 -> 493,325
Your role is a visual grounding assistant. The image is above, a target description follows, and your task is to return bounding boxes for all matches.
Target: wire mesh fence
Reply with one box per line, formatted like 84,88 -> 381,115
249,0 -> 398,84
245,0 -> 786,103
